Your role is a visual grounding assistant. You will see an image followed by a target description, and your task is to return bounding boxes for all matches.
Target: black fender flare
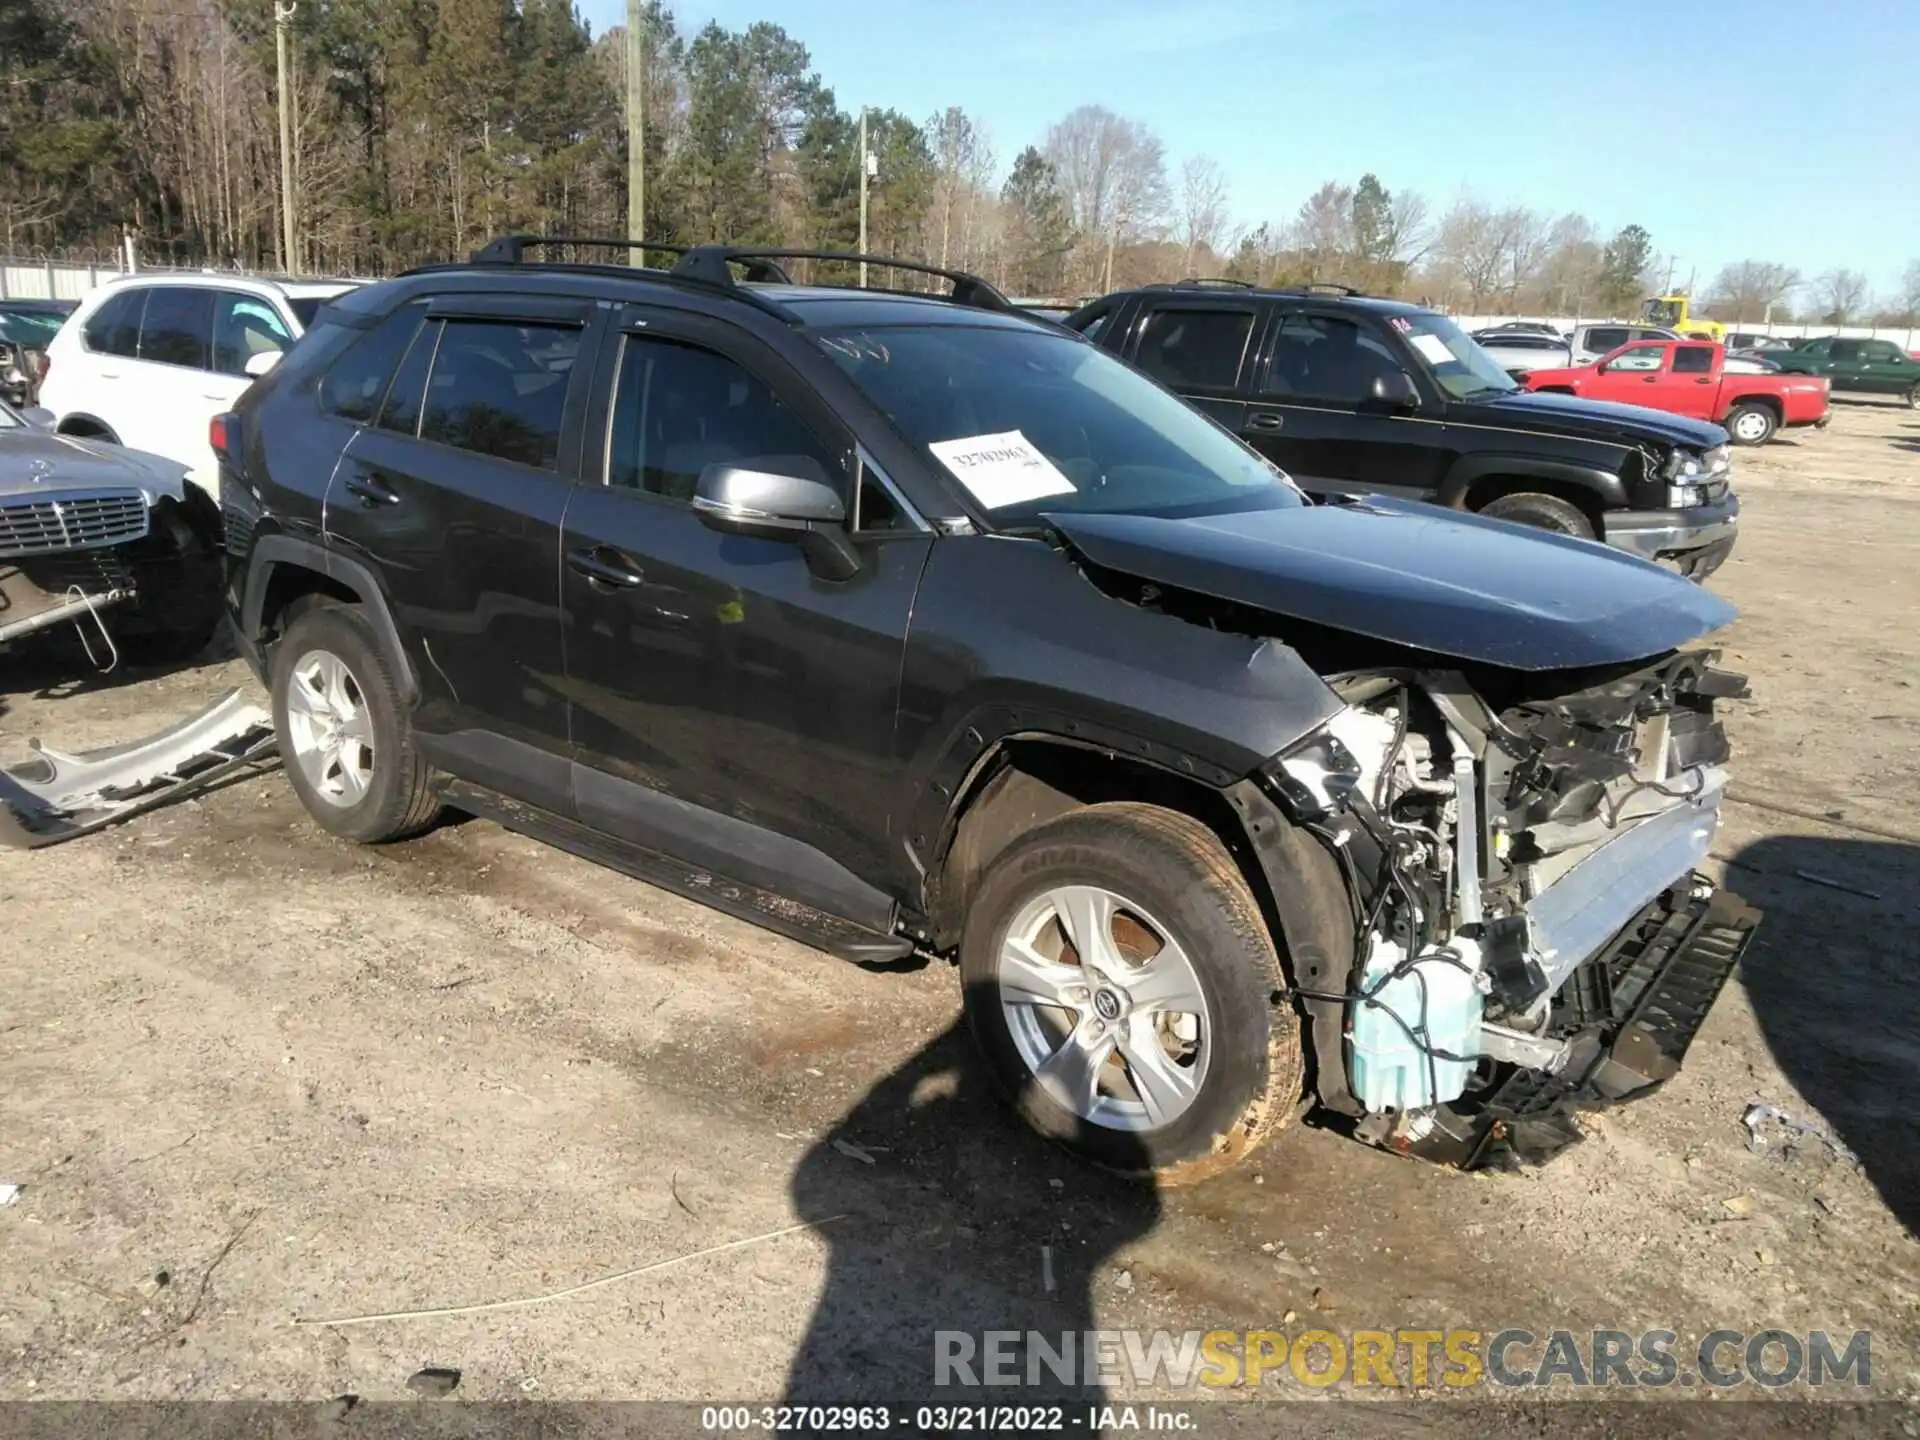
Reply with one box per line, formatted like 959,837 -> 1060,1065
241,534 -> 419,702
1436,452 -> 1629,512
1224,778 -> 1363,1116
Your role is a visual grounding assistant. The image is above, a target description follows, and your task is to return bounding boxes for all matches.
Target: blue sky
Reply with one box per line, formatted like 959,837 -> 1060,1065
579,0 -> 1917,297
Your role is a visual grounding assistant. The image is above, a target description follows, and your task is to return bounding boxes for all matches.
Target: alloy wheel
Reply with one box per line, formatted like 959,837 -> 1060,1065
283,648 -> 376,807
997,884 -> 1212,1132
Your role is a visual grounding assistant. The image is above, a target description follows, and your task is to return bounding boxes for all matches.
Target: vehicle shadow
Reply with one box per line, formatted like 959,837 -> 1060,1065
784,983 -> 1160,1414
1730,835 -> 1920,1234
0,619 -> 237,707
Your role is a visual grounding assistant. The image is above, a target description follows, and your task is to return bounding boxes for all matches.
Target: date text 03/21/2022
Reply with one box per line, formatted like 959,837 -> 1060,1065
699,1404 -> 1191,1432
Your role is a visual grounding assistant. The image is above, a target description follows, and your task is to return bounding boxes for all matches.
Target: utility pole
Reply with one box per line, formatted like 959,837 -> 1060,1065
274,2 -> 297,275
857,108 -> 870,287
626,0 -> 646,264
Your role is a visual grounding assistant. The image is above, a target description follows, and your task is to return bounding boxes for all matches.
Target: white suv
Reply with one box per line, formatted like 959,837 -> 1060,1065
38,273 -> 357,501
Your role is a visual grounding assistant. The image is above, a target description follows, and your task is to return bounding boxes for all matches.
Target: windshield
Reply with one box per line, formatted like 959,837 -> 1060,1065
1390,312 -> 1518,399
1643,299 -> 1681,327
819,324 -> 1300,523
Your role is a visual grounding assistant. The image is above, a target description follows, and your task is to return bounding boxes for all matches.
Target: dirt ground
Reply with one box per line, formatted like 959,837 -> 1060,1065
2,400 -> 1917,1427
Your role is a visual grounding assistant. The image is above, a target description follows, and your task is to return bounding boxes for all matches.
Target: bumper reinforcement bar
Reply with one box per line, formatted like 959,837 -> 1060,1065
1397,877 -> 1760,1170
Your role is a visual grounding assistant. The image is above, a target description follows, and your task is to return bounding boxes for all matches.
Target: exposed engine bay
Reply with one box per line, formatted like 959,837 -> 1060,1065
1268,652 -> 1760,1168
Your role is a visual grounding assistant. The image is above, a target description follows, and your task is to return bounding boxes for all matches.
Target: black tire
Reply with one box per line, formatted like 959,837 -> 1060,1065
1905,382 -> 1920,410
959,802 -> 1303,1185
117,503 -> 225,667
270,604 -> 440,843
1723,400 -> 1778,446
1478,490 -> 1596,539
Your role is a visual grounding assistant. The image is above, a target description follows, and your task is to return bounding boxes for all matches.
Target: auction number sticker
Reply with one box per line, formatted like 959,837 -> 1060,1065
1408,332 -> 1455,365
927,430 -> 1076,509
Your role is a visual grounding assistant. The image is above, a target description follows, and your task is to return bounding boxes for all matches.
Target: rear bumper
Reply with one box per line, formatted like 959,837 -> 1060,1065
1400,878 -> 1759,1170
1604,493 -> 1740,580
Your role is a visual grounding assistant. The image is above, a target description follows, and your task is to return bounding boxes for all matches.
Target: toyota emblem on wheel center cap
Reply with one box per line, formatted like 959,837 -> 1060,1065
1093,988 -> 1123,1021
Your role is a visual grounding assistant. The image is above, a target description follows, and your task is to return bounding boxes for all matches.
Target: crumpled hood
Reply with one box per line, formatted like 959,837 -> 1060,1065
1456,387 -> 1727,449
1049,496 -> 1735,672
0,428 -> 189,501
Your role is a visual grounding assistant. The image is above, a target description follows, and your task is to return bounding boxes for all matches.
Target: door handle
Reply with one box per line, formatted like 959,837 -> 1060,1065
343,475 -> 400,507
1247,412 -> 1286,432
1641,375 -> 1659,383
567,546 -> 646,589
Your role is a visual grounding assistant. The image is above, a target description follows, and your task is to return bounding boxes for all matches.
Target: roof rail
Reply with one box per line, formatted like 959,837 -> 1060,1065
470,234 -> 698,267
669,246 -> 1018,314
1298,281 -> 1363,297
1173,276 -> 1254,289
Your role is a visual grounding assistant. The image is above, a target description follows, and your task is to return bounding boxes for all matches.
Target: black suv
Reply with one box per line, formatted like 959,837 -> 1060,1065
1066,282 -> 1740,580
220,238 -> 1758,1180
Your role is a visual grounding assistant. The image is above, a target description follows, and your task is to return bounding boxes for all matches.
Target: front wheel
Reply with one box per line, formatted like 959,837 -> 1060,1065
1905,382 -> 1920,410
1724,401 -> 1778,445
959,803 -> 1302,1184
1478,490 -> 1596,539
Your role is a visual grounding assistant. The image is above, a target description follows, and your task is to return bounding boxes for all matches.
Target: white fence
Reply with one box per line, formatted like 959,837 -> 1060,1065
0,256 -> 129,302
1455,313 -> 1920,350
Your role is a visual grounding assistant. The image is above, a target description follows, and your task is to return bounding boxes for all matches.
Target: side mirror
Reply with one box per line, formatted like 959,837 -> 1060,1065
693,456 -> 859,580
1369,370 -> 1420,409
243,350 -> 283,378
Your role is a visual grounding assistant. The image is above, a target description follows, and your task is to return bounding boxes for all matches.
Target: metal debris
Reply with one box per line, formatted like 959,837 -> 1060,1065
0,1184 -> 22,1206
0,689 -> 276,848
1742,1102 -> 1860,1166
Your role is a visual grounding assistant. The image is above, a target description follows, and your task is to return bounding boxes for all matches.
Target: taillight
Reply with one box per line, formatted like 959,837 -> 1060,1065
209,412 -> 237,461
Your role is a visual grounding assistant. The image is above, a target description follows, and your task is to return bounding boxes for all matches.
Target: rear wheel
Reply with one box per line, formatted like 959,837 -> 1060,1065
1724,401 -> 1777,445
270,605 -> 440,843
1478,490 -> 1596,539
959,803 -> 1302,1184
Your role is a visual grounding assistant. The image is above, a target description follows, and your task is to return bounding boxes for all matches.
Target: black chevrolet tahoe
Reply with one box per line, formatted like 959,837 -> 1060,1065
1066,282 -> 1740,580
218,237 -> 1758,1181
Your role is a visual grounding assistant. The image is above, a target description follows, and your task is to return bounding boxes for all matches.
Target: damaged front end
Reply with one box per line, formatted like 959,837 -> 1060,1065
1265,653 -> 1760,1169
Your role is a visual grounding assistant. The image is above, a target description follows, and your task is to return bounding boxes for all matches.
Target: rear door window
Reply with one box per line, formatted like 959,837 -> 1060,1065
1131,307 -> 1257,391
83,290 -> 146,357
319,307 -> 426,422
419,319 -> 580,469
137,286 -> 214,369
1672,345 -> 1715,374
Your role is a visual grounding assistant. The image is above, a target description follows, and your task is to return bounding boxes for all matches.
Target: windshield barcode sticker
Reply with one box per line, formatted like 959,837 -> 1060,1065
927,430 -> 1077,509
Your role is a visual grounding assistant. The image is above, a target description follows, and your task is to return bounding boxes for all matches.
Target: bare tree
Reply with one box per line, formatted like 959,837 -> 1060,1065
1293,181 -> 1353,280
1430,197 -> 1505,308
1706,260 -> 1801,322
1042,105 -> 1170,290
1897,258 -> 1920,323
927,106 -> 992,270
1176,154 -> 1231,275
1813,268 -> 1871,324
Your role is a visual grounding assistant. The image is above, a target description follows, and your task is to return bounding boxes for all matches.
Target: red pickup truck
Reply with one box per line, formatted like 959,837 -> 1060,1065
1523,339 -> 1830,445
